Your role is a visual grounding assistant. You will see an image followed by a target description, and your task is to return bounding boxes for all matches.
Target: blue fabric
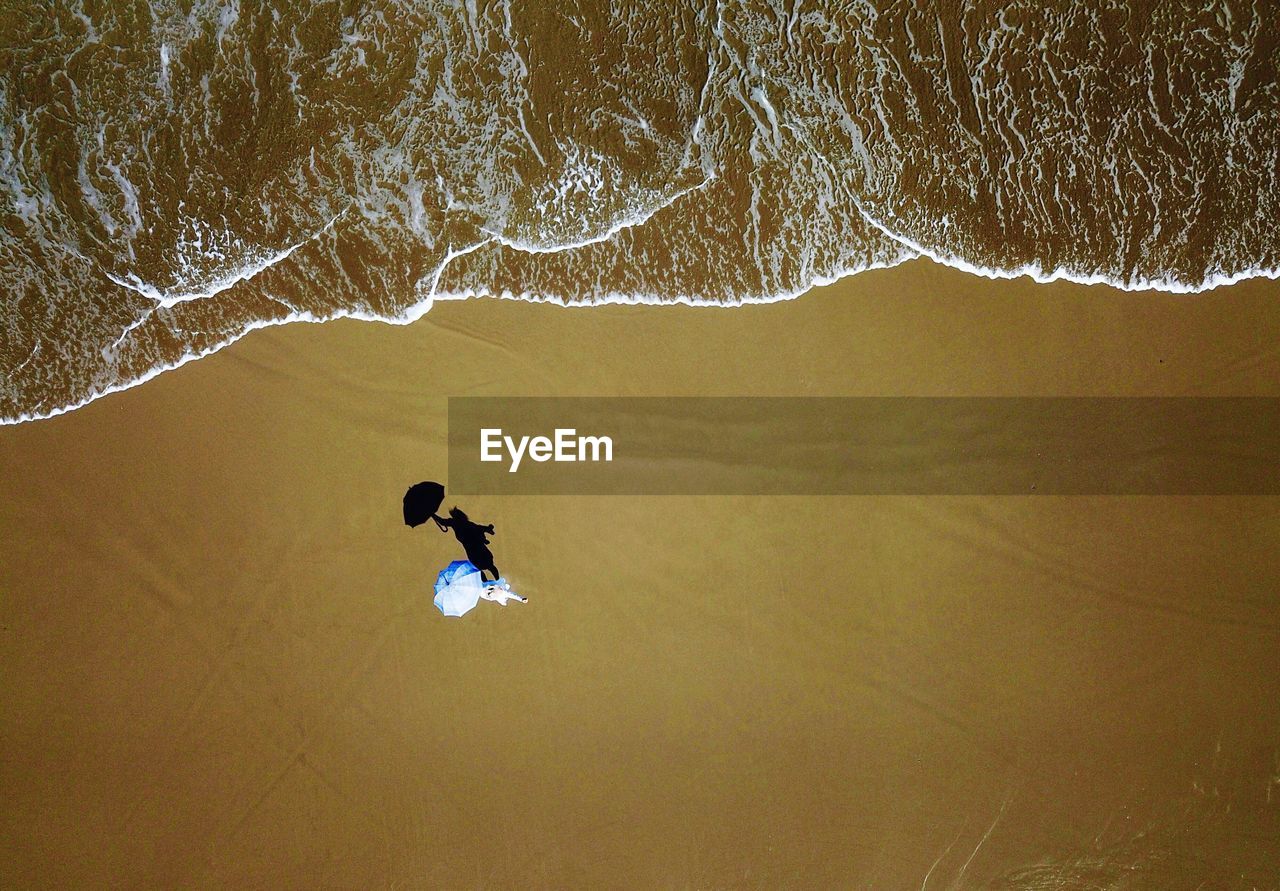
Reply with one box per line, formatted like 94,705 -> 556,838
433,560 -> 484,617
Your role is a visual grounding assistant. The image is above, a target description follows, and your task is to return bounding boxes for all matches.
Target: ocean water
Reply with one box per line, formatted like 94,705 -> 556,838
1,0 -> 1278,421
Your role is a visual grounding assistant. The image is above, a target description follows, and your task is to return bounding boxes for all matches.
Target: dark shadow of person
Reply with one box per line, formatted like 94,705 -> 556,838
436,507 -> 500,581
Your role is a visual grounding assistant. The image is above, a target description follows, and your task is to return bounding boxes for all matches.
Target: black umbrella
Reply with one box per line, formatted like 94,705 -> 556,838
403,481 -> 445,528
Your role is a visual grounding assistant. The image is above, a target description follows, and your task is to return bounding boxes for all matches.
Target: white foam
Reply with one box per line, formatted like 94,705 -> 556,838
158,44 -> 171,96
0,250 -> 915,426
76,149 -> 117,236
103,214 -> 341,308
8,192 -> 1278,427
479,176 -> 714,255
215,0 -> 239,50
7,0 -> 1280,430
854,202 -> 1280,294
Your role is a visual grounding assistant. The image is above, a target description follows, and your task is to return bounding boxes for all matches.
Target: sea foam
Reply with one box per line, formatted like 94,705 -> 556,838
2,0 -> 1278,423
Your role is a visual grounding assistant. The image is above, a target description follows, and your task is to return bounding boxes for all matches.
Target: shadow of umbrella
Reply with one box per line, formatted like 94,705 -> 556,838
403,481 -> 445,529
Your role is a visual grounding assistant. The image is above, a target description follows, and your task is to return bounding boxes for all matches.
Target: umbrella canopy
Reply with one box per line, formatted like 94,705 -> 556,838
403,481 -> 445,528
433,560 -> 486,617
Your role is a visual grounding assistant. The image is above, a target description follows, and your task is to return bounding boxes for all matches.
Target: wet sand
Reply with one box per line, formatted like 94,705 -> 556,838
2,260 -> 1279,887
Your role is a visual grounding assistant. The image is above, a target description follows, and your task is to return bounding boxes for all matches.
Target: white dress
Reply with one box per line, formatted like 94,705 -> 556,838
480,581 -> 527,606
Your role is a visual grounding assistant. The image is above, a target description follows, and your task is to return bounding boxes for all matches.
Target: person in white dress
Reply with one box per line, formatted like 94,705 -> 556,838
480,579 -> 527,606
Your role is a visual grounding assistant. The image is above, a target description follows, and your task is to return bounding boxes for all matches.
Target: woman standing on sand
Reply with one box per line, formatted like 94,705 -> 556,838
480,580 -> 527,606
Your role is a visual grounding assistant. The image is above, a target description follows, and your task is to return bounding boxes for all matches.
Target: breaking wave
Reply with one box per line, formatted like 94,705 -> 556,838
2,0 -> 1278,422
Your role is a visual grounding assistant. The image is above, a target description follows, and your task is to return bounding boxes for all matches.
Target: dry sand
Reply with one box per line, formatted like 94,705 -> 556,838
2,260 -> 1279,887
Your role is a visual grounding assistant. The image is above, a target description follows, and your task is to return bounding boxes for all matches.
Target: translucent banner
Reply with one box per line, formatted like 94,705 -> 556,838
447,397 -> 1280,495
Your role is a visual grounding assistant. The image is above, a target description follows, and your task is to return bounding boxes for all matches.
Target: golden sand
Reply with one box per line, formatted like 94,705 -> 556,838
2,260 -> 1279,886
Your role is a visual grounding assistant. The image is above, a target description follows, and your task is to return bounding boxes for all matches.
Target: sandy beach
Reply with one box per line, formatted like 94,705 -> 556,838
2,260 -> 1279,887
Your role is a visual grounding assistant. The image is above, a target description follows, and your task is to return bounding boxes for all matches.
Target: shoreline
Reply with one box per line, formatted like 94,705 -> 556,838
8,253 -> 1280,426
